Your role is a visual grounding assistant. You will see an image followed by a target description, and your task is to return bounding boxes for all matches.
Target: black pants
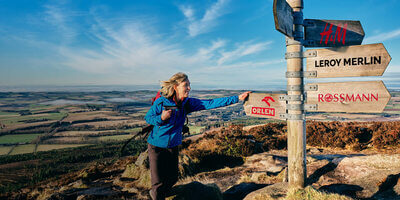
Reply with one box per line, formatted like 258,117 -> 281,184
148,143 -> 179,200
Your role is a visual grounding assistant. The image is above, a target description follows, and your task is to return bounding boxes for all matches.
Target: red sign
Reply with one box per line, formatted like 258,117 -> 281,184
244,93 -> 286,120
262,96 -> 275,107
251,107 -> 275,116
320,22 -> 347,45
304,19 -> 364,48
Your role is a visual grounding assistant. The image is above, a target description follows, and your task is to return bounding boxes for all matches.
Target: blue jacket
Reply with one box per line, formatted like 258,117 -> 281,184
145,95 -> 239,148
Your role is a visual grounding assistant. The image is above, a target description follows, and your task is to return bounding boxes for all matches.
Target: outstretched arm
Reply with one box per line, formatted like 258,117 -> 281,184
187,91 -> 251,113
239,91 -> 251,101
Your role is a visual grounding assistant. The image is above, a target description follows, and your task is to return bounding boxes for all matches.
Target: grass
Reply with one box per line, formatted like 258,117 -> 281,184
53,130 -> 116,137
9,144 -> 36,155
0,146 -> 13,156
286,186 -> 353,200
124,127 -> 142,133
188,125 -> 205,134
0,111 -> 19,116
0,134 -> 42,144
97,135 -> 132,141
0,112 -> 67,125
36,144 -> 90,152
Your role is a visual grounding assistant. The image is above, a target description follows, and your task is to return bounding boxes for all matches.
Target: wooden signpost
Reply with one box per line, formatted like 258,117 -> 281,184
306,81 -> 391,113
266,0 -> 392,190
273,0 -> 294,37
306,43 -> 392,78
243,93 -> 286,119
303,19 -> 365,47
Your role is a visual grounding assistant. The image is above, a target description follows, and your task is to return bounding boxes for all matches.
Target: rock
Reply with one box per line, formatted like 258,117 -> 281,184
121,163 -> 151,189
122,151 -> 196,190
319,184 -> 363,198
69,179 -> 88,189
223,183 -> 268,200
167,181 -> 223,200
178,153 -> 196,177
243,153 -> 287,173
307,147 -> 322,154
135,150 -> 149,168
76,187 -> 119,198
243,182 -> 288,200
314,154 -> 400,198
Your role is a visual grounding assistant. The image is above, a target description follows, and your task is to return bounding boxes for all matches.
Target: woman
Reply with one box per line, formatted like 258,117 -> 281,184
145,72 -> 250,200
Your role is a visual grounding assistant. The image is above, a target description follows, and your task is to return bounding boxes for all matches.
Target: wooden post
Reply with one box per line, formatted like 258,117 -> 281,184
286,0 -> 306,189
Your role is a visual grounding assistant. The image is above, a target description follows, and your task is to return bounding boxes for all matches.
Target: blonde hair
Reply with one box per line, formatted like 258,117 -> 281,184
160,72 -> 189,99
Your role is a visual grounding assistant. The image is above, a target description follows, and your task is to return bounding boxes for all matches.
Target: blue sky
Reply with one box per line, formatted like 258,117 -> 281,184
0,0 -> 399,90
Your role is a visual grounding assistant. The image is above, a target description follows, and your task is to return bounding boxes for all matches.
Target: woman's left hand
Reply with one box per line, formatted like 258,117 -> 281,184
239,91 -> 252,101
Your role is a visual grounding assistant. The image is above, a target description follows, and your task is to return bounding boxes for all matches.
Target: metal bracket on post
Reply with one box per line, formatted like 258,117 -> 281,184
279,113 -> 305,120
286,71 -> 317,78
286,104 -> 318,111
279,95 -> 303,101
304,104 -> 318,111
286,38 -> 301,46
305,84 -> 318,91
285,50 -> 317,59
287,83 -> 317,91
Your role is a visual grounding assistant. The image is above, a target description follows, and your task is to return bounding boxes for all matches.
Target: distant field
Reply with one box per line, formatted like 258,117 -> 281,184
71,120 -> 144,127
0,112 -> 67,126
124,127 -> 142,133
9,144 -> 36,155
0,134 -> 42,144
36,144 -> 90,152
97,135 -> 131,141
53,130 -> 116,137
0,111 -> 19,116
0,146 -> 12,155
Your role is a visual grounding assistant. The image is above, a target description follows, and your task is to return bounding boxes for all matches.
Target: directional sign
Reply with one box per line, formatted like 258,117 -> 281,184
304,19 -> 364,47
306,81 -> 391,113
306,43 -> 391,78
273,0 -> 293,37
244,93 -> 286,119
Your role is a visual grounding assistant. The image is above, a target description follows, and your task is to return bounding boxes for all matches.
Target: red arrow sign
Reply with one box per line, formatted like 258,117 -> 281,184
262,96 -> 276,107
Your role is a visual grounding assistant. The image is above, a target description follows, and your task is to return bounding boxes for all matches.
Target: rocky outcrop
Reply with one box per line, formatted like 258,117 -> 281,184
310,154 -> 400,198
243,182 -> 288,200
167,181 -> 223,200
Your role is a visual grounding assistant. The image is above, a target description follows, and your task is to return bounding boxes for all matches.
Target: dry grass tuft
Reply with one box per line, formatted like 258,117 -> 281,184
286,186 -> 353,200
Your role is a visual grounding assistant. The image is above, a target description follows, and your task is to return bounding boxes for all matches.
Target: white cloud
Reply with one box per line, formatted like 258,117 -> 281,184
364,28 -> 400,44
217,41 -> 273,65
179,5 -> 195,22
3,2 -> 280,86
180,0 -> 231,37
43,4 -> 78,43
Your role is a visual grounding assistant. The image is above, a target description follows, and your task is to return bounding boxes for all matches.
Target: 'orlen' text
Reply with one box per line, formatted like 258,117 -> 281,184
251,107 -> 275,116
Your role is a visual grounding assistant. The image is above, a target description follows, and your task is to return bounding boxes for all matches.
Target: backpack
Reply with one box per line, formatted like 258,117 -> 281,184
119,90 -> 190,156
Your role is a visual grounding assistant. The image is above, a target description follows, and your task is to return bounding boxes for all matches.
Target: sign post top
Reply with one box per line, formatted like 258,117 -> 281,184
273,0 -> 294,37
